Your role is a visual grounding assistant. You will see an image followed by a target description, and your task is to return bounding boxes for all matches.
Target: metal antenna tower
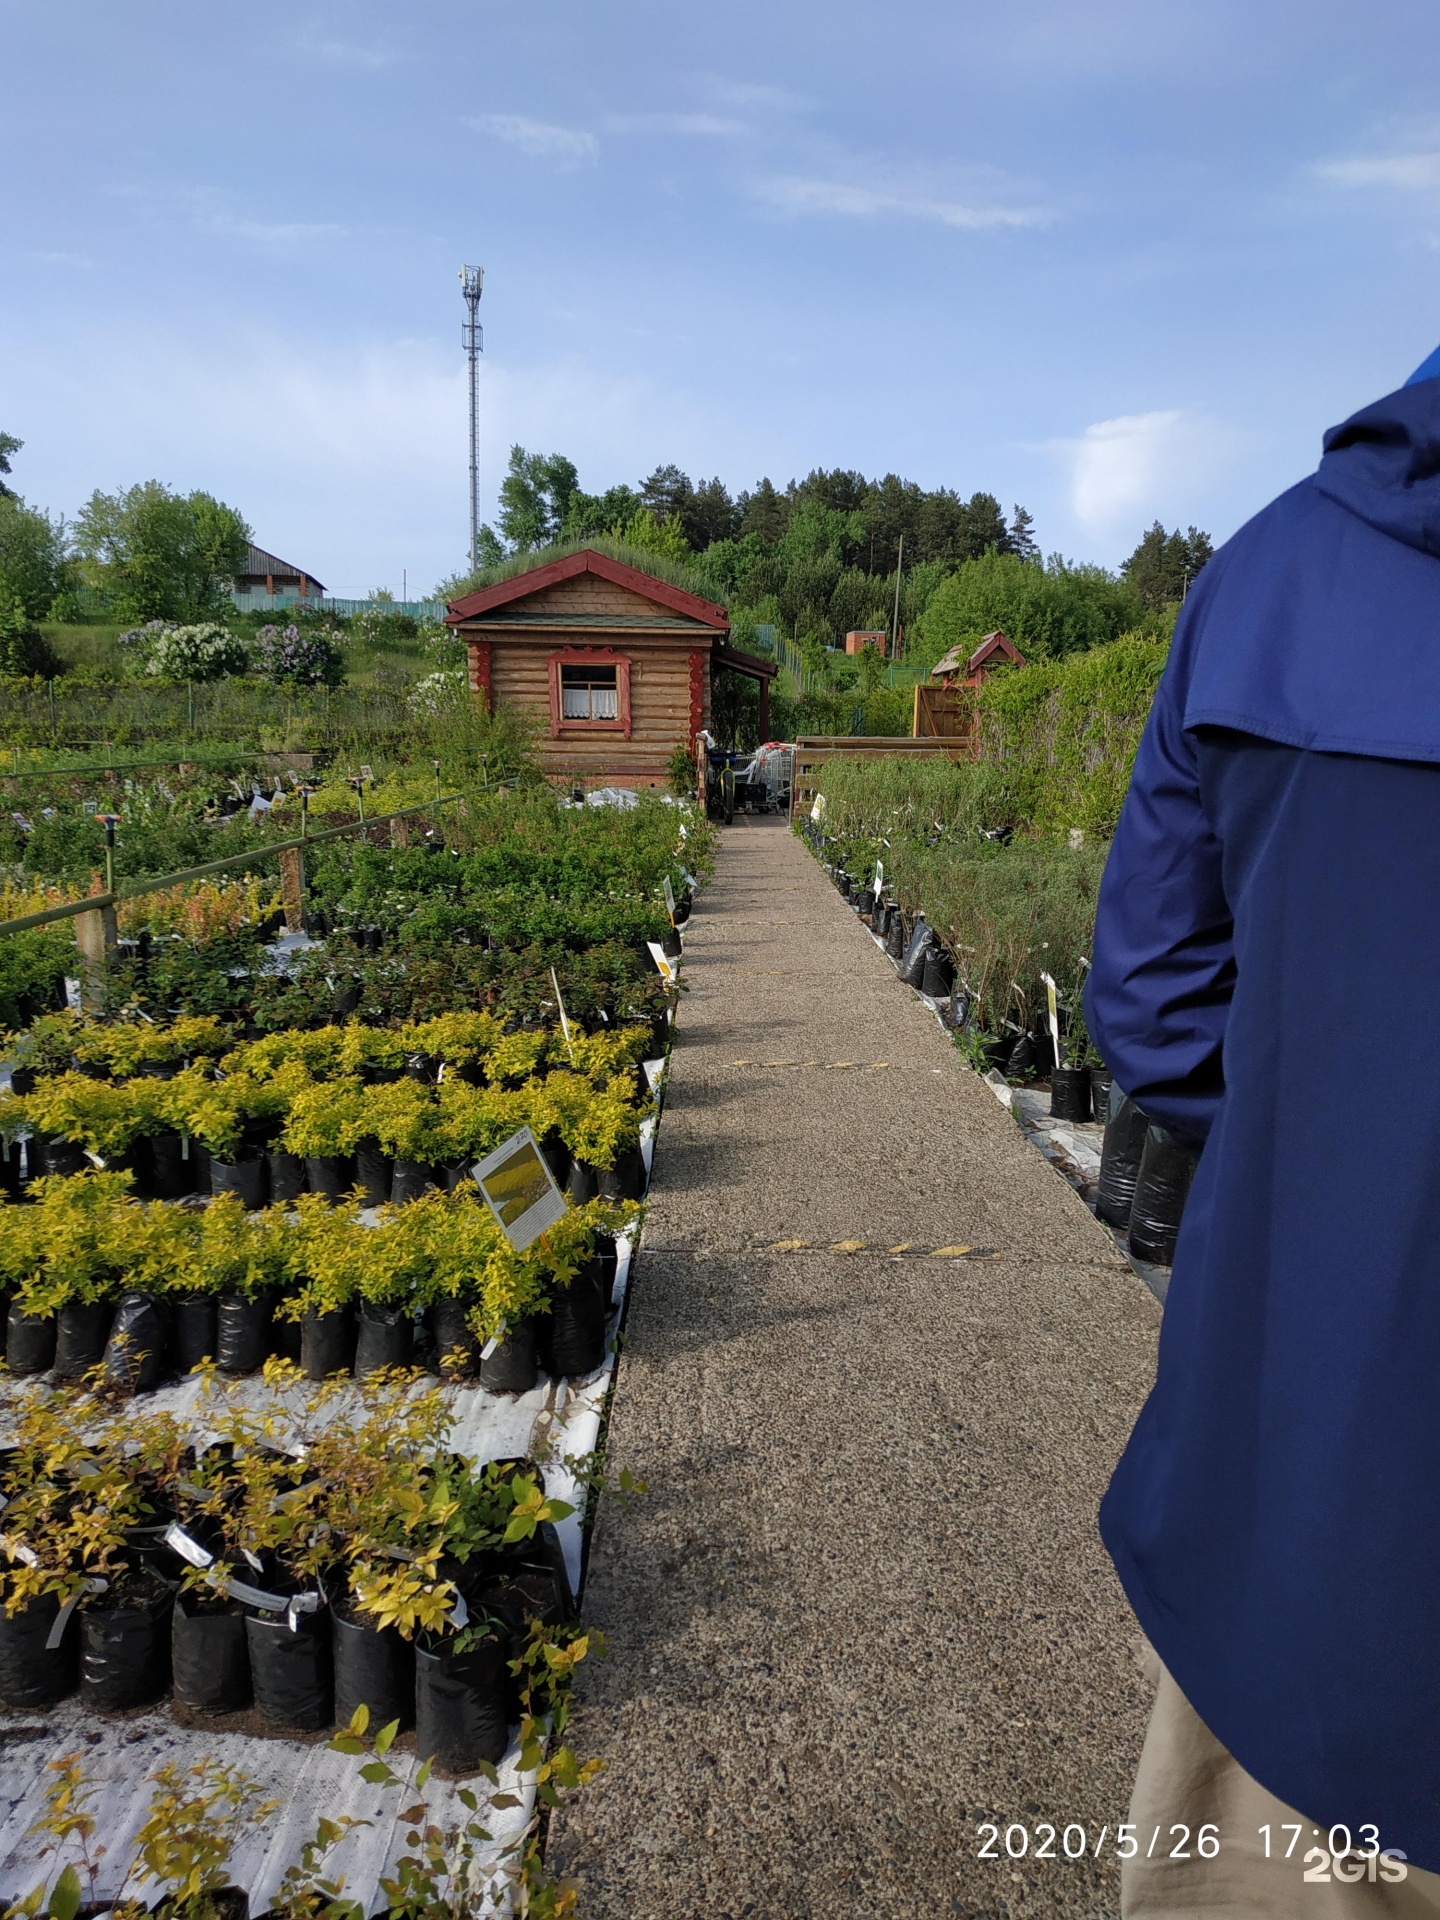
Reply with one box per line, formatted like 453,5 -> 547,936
460,265 -> 484,574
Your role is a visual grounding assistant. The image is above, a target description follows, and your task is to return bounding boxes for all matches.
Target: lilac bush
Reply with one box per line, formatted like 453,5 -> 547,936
251,622 -> 346,688
116,620 -> 248,682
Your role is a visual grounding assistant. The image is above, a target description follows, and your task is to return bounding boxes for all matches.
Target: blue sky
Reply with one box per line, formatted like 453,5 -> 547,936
5,0 -> 1440,596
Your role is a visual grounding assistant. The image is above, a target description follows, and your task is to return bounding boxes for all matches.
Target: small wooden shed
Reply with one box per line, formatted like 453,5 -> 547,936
445,548 -> 775,786
929,630 -> 1025,687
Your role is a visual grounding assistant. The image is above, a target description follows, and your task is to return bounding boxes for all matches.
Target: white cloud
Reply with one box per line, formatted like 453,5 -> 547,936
1314,151 -> 1440,193
1060,409 -> 1238,534
602,111 -> 750,138
468,114 -> 598,165
204,217 -> 348,249
755,175 -> 1046,230
706,79 -> 810,114
309,37 -> 399,71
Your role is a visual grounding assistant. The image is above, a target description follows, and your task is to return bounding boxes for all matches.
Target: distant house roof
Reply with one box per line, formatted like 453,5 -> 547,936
446,547 -> 728,629
238,544 -> 326,591
930,630 -> 1024,679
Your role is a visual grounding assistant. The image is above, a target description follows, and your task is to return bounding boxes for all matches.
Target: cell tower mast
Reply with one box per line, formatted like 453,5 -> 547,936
460,265 -> 484,574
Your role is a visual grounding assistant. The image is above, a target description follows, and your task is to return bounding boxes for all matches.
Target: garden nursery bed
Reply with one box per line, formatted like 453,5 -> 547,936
799,749 -> 1198,1290
0,762 -> 710,1915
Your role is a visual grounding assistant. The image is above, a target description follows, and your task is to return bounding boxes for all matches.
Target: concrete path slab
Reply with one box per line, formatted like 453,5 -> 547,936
550,817 -> 1162,1918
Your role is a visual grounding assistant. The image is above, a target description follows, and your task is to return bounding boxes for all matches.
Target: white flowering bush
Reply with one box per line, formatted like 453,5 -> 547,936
408,666 -> 468,715
117,620 -> 248,683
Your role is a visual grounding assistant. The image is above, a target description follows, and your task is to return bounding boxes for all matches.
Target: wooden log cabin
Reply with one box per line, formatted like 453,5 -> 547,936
445,548 -> 776,786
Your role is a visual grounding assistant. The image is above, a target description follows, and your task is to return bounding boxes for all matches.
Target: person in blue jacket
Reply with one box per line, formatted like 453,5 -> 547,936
1085,351 -> 1440,1914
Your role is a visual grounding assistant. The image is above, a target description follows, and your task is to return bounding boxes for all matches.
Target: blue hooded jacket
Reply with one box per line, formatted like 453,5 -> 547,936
1086,375 -> 1440,1865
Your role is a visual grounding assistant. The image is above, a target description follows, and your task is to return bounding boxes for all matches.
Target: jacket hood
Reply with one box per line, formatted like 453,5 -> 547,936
1170,376 -> 1440,765
1314,377 -> 1440,558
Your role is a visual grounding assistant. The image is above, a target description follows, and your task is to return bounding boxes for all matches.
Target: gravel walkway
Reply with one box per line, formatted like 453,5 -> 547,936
549,816 -> 1162,1919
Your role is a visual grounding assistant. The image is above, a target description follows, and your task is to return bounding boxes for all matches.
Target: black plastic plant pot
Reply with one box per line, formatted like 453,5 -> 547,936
8,1066 -> 37,1097
1006,1032 -> 1037,1079
414,1624 -> 509,1774
564,1158 -> 598,1206
244,1605 -> 333,1733
172,1589 -> 253,1714
300,1307 -> 357,1380
217,1292 -> 272,1375
537,1133 -> 569,1187
885,916 -> 906,963
304,1154 -> 355,1203
331,1588 -> 415,1732
855,888 -> 876,918
1096,1092 -> 1151,1230
594,1235 -> 621,1309
0,1590 -> 77,1708
264,1149 -> 308,1204
597,1148 -> 646,1204
81,1569 -> 174,1713
54,1300 -> 115,1380
479,1316 -> 538,1394
428,1298 -> 483,1379
35,1135 -> 87,1178
540,1264 -> 608,1380
920,949 -> 956,999
332,985 -> 362,1019
1049,1067 -> 1093,1123
982,1035 -> 1014,1071
1090,1069 -> 1114,1127
6,1304 -> 56,1375
661,927 -> 683,959
1032,1031 -> 1056,1081
1127,1127 -> 1199,1266
354,1301 -> 413,1378
899,919 -> 933,987
354,1140 -> 393,1209
145,1131 -> 195,1200
360,1062 -> 406,1086
170,1293 -> 218,1373
441,1158 -> 473,1194
210,1151 -> 267,1210
836,872 -> 852,899
102,1293 -> 169,1394
0,1141 -> 20,1202
152,1888 -> 249,1920
391,1158 -> 438,1205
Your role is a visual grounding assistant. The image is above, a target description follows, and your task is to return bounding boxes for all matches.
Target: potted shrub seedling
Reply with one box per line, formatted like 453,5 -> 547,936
122,1758 -> 277,1920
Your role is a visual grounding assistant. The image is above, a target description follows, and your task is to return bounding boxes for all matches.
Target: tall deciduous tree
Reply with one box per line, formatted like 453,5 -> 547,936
0,497 -> 69,620
494,446 -> 581,552
0,432 -> 22,501
73,482 -> 249,622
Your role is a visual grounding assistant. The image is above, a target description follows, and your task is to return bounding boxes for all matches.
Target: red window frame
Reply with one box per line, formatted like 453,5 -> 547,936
548,648 -> 632,737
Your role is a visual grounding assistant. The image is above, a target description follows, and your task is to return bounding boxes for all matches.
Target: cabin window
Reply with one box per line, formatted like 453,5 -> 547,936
548,649 -> 632,737
560,664 -> 619,721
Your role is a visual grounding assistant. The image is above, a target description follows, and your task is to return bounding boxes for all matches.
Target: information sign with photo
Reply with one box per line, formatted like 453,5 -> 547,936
471,1125 -> 568,1251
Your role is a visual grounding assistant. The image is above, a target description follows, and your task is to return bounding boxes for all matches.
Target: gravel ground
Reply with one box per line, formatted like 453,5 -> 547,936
549,816 -> 1162,1919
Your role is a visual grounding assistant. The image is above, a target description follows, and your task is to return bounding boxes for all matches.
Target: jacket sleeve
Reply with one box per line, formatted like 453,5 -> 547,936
1083,663 -> 1234,1143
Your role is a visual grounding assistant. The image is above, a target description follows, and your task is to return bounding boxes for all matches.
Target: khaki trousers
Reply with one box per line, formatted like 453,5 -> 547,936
1124,1652 -> 1440,1917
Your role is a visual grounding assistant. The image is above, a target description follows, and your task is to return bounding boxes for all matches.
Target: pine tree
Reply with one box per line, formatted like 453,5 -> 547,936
1009,504 -> 1039,564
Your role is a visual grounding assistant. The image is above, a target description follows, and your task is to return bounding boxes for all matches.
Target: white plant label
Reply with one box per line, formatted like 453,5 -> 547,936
471,1124 -> 568,1252
646,940 -> 679,986
1041,971 -> 1063,1071
874,859 -> 884,897
548,964 -> 575,1060
663,874 -> 676,924
644,1057 -> 666,1093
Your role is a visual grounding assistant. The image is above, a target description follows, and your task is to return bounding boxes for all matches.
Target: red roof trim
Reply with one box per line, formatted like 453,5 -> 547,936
965,630 -> 1022,673
445,548 -> 728,629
